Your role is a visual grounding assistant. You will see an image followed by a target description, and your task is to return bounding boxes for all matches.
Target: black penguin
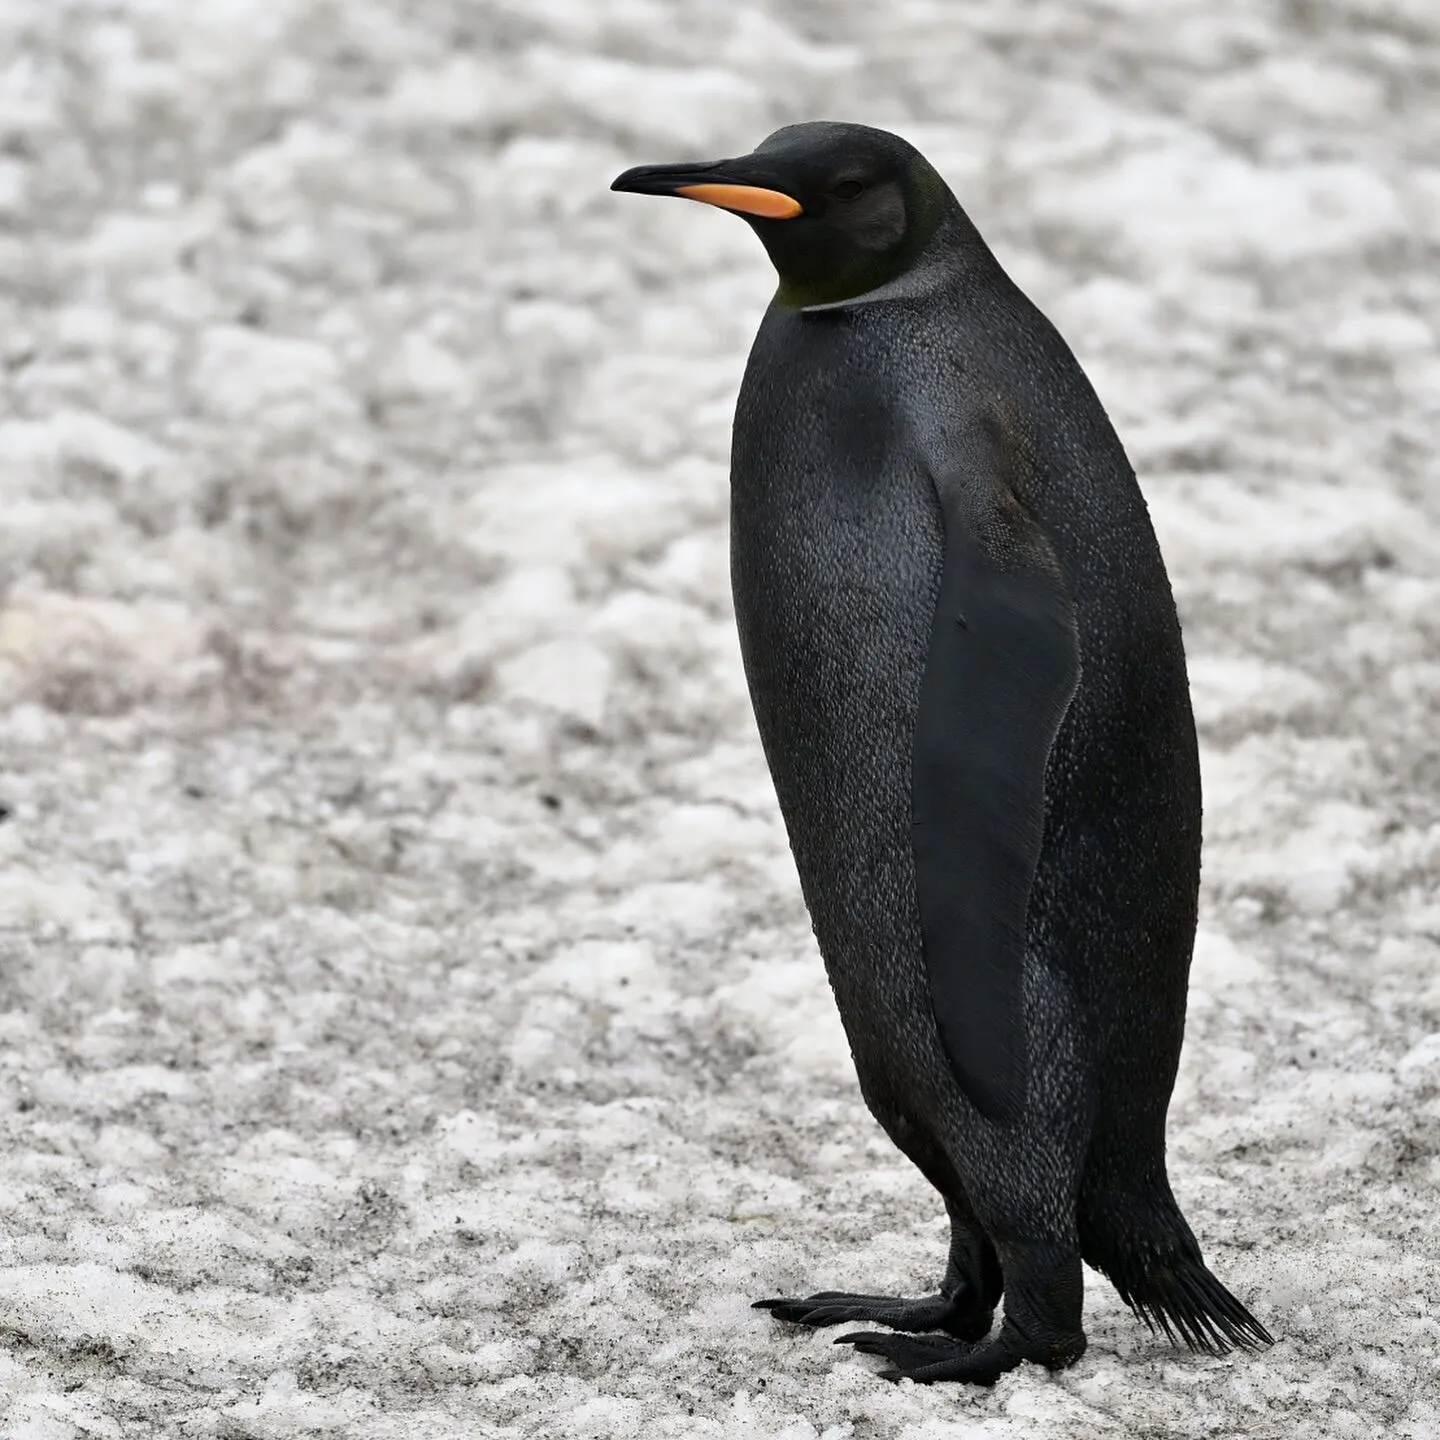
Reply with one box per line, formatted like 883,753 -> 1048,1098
612,122 -> 1271,1385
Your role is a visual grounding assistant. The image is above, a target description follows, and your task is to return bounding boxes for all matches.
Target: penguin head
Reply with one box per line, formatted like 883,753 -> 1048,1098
611,121 -> 954,310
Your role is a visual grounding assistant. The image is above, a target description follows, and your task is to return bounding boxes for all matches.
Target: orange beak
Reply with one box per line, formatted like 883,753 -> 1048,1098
674,183 -> 802,220
612,162 -> 804,220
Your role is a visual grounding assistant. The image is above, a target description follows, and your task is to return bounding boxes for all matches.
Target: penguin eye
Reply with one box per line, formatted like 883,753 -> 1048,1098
832,180 -> 865,201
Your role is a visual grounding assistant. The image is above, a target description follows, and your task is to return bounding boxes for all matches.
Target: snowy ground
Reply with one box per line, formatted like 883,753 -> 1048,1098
0,0 -> 1438,1435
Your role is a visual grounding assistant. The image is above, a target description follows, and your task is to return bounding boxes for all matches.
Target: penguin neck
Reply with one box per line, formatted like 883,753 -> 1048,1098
783,204 -> 988,316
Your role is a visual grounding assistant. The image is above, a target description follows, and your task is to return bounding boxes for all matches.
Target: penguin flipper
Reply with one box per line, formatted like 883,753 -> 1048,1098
913,454 -> 1081,1125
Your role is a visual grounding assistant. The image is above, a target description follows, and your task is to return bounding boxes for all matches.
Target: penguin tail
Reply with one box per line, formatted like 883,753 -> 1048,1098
1080,1194 -> 1274,1355
1110,1255 -> 1273,1355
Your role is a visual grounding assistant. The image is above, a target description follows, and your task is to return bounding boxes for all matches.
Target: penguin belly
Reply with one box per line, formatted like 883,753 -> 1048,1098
729,310 -> 961,1143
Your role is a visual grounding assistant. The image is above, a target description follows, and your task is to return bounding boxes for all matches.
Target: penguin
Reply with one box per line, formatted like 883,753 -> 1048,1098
611,121 -> 1272,1385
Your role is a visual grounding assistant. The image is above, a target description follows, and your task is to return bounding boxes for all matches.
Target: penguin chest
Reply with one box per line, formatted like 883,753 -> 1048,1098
729,321 -> 942,761
730,454 -> 942,798
729,377 -> 945,1027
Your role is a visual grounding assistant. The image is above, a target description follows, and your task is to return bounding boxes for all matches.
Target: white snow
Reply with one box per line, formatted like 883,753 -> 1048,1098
0,0 -> 1438,1436
497,637 -> 614,728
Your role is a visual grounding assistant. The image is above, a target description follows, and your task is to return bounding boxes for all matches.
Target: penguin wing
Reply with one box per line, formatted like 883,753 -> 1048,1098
913,451 -> 1081,1125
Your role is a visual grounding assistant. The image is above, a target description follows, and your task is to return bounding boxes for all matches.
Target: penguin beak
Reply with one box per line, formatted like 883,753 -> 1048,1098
611,161 -> 803,220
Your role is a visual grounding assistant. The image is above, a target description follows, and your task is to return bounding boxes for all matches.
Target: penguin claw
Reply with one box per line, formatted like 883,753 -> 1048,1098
755,1295 -> 874,1326
835,1331 -> 890,1355
754,1290 -> 981,1335
836,1327 -> 1078,1386
753,1297 -> 839,1325
834,1330 -> 982,1381
835,1331 -> 962,1361
754,1290 -> 893,1316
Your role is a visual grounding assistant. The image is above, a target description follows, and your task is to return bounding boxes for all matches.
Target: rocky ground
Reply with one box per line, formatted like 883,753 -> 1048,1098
0,0 -> 1438,1436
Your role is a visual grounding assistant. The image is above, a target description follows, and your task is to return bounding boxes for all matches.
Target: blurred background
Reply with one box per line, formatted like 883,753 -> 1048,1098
0,1 -> 1437,1436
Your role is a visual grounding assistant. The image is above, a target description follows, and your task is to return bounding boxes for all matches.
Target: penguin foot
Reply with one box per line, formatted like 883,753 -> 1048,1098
835,1330 -> 970,1379
836,1323 -> 1086,1385
753,1290 -> 992,1341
